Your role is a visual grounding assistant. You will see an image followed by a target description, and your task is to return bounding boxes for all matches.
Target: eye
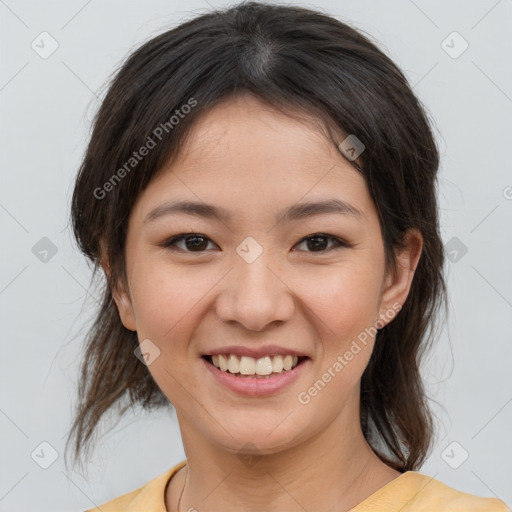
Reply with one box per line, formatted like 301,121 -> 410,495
162,233 -> 217,252
293,233 -> 350,253
161,232 -> 351,254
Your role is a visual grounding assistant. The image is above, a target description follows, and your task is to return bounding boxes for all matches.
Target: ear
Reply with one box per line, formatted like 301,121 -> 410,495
112,282 -> 137,332
377,228 -> 423,326
99,246 -> 137,332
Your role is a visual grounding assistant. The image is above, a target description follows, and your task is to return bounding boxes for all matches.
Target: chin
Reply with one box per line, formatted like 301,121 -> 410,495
210,415 -> 311,455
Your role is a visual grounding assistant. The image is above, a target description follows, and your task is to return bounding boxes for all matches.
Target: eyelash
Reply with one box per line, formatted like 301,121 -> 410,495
161,232 -> 351,254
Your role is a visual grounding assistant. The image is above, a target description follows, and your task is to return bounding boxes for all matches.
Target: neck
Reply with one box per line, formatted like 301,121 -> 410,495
167,410 -> 400,512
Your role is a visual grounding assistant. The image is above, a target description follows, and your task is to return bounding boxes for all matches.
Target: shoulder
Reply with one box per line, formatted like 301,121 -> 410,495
351,471 -> 509,511
83,460 -> 187,512
383,472 -> 509,512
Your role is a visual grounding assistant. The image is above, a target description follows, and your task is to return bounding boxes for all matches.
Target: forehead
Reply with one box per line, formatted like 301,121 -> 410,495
132,94 -> 376,224
177,94 -> 342,166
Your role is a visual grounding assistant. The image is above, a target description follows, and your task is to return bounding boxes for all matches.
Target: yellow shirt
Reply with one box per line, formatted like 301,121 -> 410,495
85,459 -> 510,512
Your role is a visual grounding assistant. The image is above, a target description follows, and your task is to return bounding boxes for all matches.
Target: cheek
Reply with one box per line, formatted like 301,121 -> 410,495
128,259 -> 217,338
293,261 -> 384,340
290,261 -> 384,401
125,261 -> 226,397
293,269 -> 381,415
129,253 -> 385,357
126,264 -> 211,405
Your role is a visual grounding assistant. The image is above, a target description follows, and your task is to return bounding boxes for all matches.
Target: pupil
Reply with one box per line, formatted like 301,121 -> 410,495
185,236 -> 328,252
308,236 -> 327,251
187,236 -> 207,251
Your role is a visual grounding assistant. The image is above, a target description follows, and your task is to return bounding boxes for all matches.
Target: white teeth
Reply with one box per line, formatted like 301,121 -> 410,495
218,354 -> 228,371
272,355 -> 284,373
283,355 -> 293,371
256,356 -> 273,375
209,353 -> 301,376
239,356 -> 256,375
228,354 -> 239,373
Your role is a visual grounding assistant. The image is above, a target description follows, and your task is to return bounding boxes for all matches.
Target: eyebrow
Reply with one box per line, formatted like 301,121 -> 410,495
144,198 -> 362,225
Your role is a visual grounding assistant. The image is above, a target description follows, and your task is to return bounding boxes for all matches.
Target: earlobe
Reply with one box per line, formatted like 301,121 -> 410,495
378,228 -> 423,323
112,286 -> 137,332
99,248 -> 137,332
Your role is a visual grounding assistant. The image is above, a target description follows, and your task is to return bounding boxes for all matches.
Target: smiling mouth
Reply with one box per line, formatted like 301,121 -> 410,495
202,354 -> 309,378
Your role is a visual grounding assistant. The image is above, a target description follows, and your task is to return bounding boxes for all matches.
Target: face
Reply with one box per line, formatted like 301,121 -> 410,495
112,93 -> 421,456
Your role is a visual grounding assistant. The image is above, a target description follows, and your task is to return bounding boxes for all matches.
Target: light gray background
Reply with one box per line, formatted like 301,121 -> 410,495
1,0 -> 511,510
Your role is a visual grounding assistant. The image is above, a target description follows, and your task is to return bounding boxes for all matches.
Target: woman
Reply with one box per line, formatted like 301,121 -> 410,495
67,2 -> 509,511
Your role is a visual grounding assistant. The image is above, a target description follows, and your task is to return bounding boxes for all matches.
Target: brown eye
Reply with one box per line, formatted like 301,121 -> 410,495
162,232 -> 350,254
294,233 -> 349,253
163,234 -> 216,252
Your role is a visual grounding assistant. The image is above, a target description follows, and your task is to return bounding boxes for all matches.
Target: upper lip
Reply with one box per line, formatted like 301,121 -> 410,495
203,345 -> 310,359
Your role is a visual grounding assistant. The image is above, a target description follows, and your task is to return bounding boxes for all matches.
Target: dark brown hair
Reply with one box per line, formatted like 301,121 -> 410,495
66,1 -> 446,473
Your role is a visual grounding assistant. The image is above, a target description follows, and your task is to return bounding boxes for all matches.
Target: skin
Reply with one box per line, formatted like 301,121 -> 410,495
109,93 -> 423,512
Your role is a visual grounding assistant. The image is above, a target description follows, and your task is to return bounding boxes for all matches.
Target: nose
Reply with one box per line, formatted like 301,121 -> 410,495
215,248 -> 295,332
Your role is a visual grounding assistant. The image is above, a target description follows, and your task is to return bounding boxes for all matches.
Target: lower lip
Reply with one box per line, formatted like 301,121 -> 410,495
202,357 -> 310,397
